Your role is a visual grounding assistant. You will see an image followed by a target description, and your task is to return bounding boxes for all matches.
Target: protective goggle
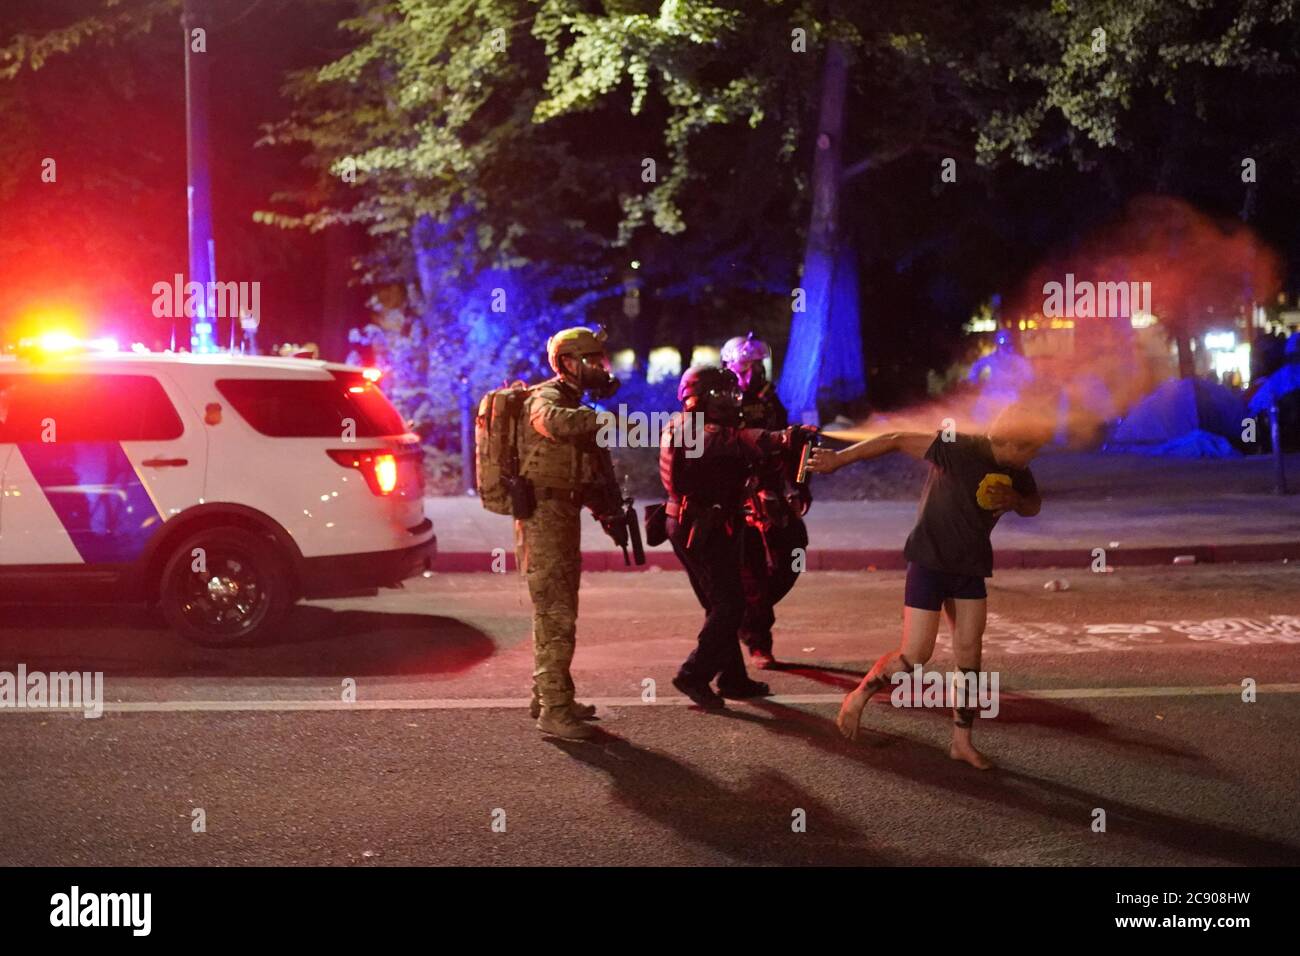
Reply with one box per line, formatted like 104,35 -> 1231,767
705,386 -> 743,403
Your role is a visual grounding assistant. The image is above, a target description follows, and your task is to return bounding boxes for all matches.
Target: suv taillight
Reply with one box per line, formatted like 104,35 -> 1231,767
328,449 -> 398,495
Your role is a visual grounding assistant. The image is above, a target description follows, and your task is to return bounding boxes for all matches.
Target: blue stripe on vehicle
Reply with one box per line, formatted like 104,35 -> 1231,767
18,442 -> 163,564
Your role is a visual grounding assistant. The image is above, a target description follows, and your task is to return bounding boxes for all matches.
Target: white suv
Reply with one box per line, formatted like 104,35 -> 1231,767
0,347 -> 435,645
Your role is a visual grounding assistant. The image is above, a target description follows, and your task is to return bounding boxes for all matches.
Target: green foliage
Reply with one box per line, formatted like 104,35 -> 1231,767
0,0 -> 179,82
970,0 -> 1300,168
8,0 -> 1300,414
259,0 -> 623,288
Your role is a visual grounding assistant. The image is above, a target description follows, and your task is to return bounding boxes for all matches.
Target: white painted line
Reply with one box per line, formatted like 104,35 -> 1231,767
5,683 -> 1299,715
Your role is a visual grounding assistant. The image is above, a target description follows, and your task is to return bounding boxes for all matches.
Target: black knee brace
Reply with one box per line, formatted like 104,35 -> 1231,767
952,667 -> 980,728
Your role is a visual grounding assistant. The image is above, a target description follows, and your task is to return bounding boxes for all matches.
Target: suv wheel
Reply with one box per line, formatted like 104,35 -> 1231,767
159,528 -> 294,647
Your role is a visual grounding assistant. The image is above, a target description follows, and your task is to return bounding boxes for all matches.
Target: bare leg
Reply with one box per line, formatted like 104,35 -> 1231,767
837,606 -> 941,740
948,598 -> 993,770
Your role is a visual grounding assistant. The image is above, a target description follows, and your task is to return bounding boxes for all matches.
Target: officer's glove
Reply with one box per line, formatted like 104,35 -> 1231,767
777,424 -> 814,448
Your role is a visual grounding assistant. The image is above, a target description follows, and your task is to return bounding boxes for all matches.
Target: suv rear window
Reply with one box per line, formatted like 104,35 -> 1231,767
216,378 -> 407,438
0,374 -> 184,442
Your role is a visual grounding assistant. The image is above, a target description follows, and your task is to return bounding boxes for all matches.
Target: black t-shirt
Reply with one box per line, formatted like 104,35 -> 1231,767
902,433 -> 1038,578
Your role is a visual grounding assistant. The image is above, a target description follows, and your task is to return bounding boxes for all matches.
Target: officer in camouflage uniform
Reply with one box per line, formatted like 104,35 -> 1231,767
516,327 -> 623,740
722,333 -> 811,669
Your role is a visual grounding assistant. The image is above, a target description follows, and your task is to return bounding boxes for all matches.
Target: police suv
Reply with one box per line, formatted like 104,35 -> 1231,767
0,344 -> 435,645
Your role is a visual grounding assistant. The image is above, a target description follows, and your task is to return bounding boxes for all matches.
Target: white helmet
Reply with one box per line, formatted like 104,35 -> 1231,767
721,332 -> 770,365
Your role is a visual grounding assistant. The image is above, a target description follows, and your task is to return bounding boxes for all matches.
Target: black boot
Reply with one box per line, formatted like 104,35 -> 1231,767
716,676 -> 771,700
672,674 -> 726,711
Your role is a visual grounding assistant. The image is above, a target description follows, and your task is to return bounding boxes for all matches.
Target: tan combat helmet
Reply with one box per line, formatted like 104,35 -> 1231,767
546,326 -> 608,372
546,326 -> 619,399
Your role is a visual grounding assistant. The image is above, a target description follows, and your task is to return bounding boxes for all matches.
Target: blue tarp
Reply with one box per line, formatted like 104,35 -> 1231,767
1107,378 -> 1246,458
1109,429 -> 1241,458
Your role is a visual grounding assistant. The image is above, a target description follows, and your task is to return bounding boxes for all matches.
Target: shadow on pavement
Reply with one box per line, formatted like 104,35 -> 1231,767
992,692 -> 1205,762
550,729 -> 980,865
853,690 -> 1206,764
776,661 -> 862,691
744,699 -> 1300,865
0,603 -> 495,679
778,663 -> 1205,762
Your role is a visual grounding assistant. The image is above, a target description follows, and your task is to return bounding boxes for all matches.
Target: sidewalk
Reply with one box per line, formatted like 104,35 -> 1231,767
426,482 -> 1300,572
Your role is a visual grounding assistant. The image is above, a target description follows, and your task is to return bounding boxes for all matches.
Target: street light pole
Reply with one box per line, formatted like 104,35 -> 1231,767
460,375 -> 475,496
1271,401 -> 1288,495
182,0 -> 215,353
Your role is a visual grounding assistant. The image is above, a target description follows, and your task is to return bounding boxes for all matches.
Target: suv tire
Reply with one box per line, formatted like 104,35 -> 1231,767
159,527 -> 294,647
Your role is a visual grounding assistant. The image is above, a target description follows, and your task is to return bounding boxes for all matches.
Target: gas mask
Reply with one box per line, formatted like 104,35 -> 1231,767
701,384 -> 743,427
727,358 -> 766,392
569,352 -> 620,400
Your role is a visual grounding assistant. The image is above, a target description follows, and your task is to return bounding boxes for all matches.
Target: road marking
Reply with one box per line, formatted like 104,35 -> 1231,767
5,683 -> 1300,715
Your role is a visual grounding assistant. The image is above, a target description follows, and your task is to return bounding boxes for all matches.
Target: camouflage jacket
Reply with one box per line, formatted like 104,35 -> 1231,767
517,376 -> 617,512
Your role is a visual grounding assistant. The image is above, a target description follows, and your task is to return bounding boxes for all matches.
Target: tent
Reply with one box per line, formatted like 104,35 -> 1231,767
1106,378 -> 1246,458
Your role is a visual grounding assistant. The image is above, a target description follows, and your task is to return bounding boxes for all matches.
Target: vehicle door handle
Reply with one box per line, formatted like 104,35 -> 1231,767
141,457 -> 188,468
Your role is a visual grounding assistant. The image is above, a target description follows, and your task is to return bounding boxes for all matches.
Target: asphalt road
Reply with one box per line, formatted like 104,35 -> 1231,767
1,563 -> 1298,866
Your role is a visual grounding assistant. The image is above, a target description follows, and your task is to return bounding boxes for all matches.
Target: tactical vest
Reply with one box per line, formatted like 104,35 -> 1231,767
740,383 -> 787,430
516,378 -> 604,493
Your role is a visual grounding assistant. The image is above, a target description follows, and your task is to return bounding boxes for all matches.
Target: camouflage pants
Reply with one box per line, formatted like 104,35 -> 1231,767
515,499 -> 582,713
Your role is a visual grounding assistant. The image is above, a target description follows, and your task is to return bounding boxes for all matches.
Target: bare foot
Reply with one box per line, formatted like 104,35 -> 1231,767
836,689 -> 870,740
949,736 -> 994,770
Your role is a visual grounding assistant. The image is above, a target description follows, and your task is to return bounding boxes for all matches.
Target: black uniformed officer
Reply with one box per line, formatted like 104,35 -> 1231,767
721,333 -> 810,669
660,365 -> 811,710
724,333 -> 789,432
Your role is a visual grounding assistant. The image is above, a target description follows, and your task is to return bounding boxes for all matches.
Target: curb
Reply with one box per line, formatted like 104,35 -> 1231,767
432,543 -> 1300,574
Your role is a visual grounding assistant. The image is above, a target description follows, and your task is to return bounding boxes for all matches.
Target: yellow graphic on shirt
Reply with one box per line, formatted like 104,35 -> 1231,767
976,472 -> 1012,510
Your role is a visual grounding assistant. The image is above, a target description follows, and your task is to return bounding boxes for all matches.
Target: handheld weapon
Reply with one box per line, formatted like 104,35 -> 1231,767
593,448 -> 645,566
794,427 -> 821,485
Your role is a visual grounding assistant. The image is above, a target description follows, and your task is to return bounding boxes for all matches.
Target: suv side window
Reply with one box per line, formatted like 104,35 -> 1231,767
0,374 -> 184,442
216,378 -> 406,437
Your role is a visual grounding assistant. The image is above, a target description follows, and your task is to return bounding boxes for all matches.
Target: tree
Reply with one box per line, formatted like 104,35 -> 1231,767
968,0 -> 1300,379
9,0 -> 1300,403
256,0 -> 635,452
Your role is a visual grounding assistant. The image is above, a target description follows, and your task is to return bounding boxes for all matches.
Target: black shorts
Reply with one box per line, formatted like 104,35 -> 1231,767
903,562 -> 987,611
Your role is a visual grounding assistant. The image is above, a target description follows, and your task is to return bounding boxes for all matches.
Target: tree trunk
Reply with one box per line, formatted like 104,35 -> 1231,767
822,239 -> 866,412
318,226 -> 354,361
777,39 -> 864,422
1174,328 -> 1195,379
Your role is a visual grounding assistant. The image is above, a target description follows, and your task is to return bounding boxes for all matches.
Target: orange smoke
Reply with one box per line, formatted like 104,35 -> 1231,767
829,197 -> 1281,447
